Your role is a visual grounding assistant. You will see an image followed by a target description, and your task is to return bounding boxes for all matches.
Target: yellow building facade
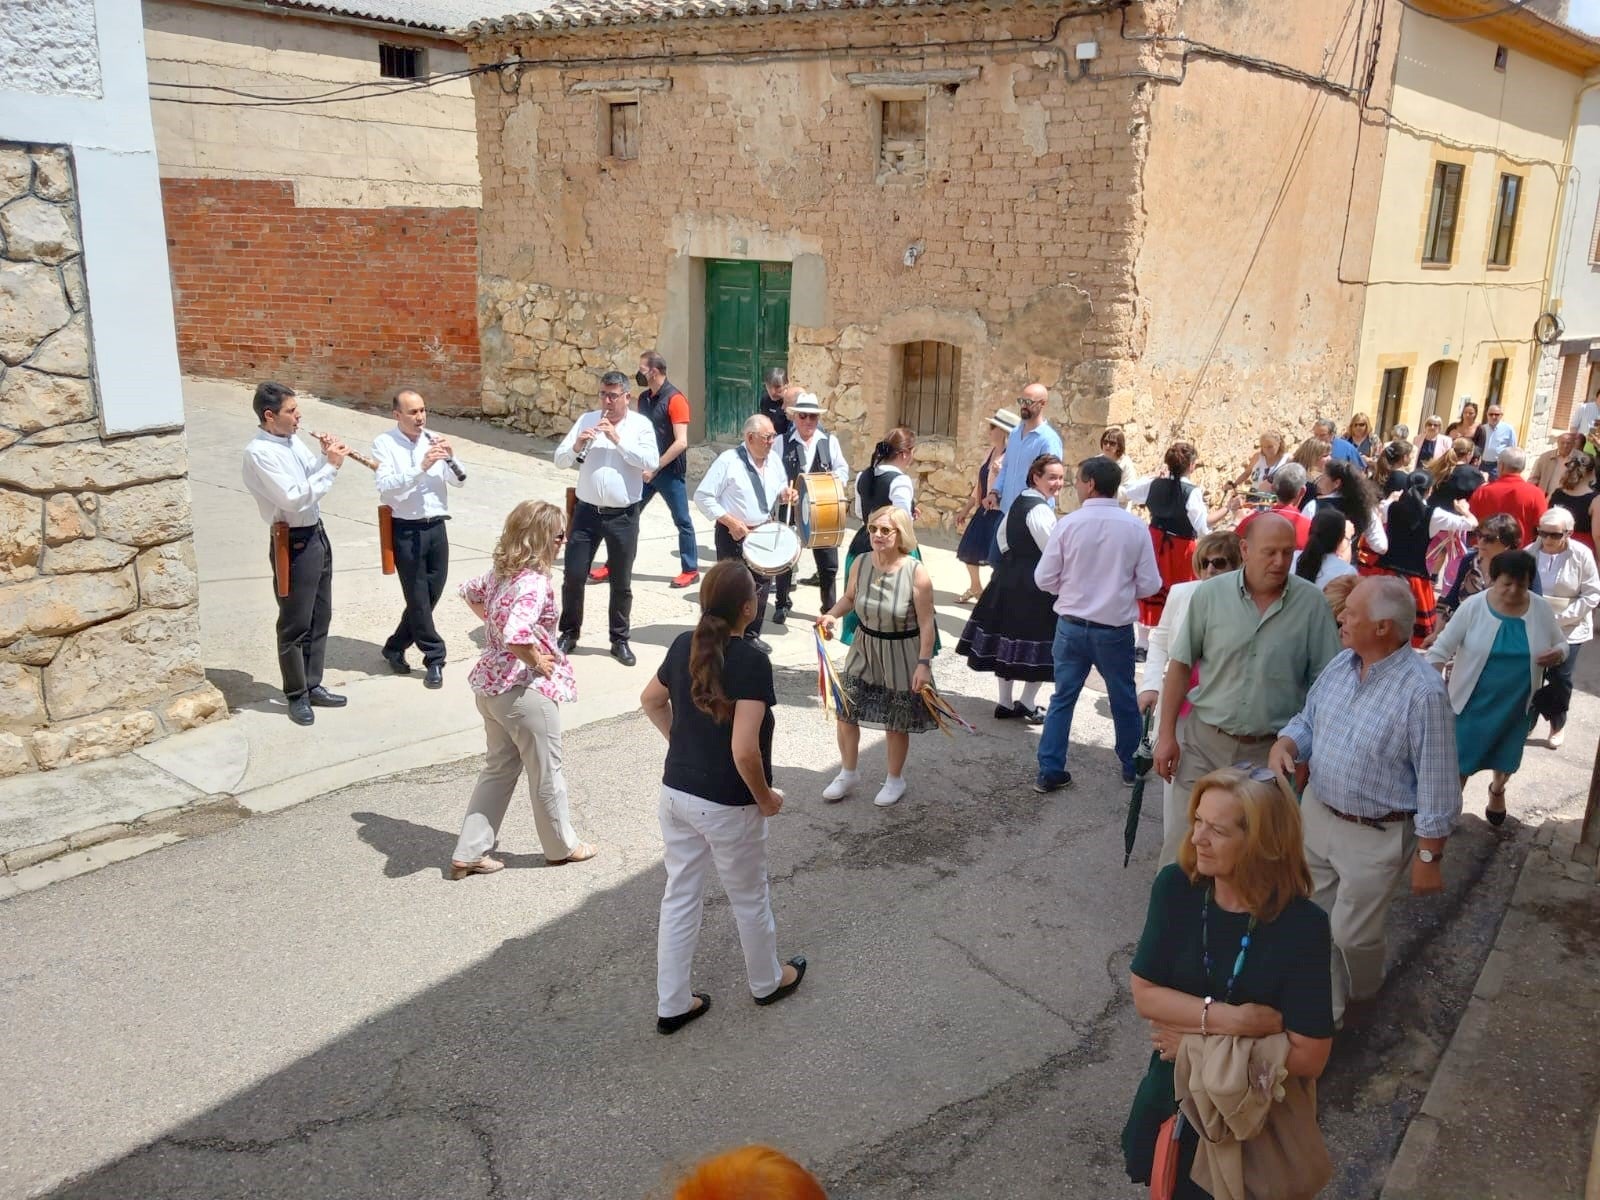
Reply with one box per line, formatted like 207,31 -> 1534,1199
1354,0 -> 1600,443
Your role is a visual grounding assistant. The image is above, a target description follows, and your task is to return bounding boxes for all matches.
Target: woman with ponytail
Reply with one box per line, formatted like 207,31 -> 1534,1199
641,561 -> 807,1035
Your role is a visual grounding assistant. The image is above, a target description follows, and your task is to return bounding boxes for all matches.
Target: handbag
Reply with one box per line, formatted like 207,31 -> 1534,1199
1149,1111 -> 1187,1200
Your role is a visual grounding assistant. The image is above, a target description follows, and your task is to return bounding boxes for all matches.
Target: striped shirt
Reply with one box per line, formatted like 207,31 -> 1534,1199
1278,647 -> 1461,839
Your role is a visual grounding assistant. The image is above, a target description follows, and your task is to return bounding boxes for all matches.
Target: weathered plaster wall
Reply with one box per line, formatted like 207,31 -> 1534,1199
1131,0 -> 1391,486
472,4 -> 1161,521
0,144 -> 222,779
144,0 -> 479,209
1,0 -> 103,99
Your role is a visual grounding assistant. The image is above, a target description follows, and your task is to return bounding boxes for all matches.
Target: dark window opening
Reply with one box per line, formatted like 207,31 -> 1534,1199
1489,173 -> 1521,267
379,44 -> 426,80
1378,367 -> 1407,437
1494,45 -> 1508,72
1423,161 -> 1465,265
1486,357 -> 1509,408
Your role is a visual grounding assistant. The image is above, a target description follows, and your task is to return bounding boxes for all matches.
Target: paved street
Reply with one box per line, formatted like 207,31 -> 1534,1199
2,384 -> 1597,1198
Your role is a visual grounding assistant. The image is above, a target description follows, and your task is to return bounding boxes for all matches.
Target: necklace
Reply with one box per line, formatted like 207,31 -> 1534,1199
1201,885 -> 1258,1003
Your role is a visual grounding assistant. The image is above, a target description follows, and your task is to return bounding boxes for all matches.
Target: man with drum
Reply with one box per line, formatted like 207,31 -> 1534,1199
694,414 -> 796,655
774,389 -> 849,623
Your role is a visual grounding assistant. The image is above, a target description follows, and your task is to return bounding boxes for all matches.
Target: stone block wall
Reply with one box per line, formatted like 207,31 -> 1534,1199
0,142 -> 223,778
161,178 -> 481,409
469,2 -> 1163,524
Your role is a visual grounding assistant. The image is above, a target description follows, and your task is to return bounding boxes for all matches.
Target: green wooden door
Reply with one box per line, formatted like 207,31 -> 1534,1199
705,259 -> 791,440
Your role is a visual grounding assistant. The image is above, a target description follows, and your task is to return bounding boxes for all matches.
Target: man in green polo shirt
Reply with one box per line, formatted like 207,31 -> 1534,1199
1151,512 -> 1341,864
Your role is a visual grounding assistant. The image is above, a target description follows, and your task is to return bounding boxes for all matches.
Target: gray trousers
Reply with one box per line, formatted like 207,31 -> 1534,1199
1163,714 -> 1275,866
453,686 -> 581,863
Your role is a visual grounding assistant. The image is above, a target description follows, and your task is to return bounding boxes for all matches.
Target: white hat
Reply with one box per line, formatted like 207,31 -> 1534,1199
790,392 -> 824,414
988,408 -> 1020,432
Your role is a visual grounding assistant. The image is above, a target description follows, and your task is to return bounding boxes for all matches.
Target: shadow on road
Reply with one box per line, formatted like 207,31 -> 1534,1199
350,810 -> 553,879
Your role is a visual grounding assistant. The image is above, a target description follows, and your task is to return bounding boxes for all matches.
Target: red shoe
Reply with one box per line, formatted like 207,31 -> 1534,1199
670,570 -> 701,589
588,565 -> 609,584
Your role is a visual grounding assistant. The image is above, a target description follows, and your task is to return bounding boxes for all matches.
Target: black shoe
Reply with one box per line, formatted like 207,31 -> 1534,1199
754,956 -> 807,1006
1024,705 -> 1046,726
995,703 -> 1019,720
1033,770 -> 1072,794
772,605 -> 789,626
657,992 -> 711,1035
424,663 -> 444,689
382,649 -> 411,675
797,573 -> 820,587
1134,647 -> 1148,663
557,631 -> 577,655
611,641 -> 637,667
746,636 -> 772,655
306,686 -> 347,708
287,696 -> 315,726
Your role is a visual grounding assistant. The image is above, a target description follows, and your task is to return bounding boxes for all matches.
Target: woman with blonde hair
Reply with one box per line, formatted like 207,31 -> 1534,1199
1123,766 -> 1334,1199
1428,436 -> 1478,485
1232,430 -> 1290,490
672,1145 -> 826,1200
1344,413 -> 1376,460
450,501 -> 595,878
817,505 -> 937,807
642,561 -> 806,1034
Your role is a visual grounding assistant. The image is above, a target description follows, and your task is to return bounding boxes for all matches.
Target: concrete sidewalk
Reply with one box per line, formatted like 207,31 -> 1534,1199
0,377 -> 987,892
1380,818 -> 1600,1200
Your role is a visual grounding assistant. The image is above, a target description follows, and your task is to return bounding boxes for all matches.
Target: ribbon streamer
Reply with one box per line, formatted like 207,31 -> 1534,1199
813,625 -> 854,721
919,684 -> 977,737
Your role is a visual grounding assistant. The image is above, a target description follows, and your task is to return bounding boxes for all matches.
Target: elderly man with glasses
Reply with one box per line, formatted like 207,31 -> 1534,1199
1477,404 -> 1517,479
695,414 -> 798,655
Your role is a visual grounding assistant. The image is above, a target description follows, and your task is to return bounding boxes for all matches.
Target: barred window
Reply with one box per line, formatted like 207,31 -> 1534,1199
898,340 -> 959,437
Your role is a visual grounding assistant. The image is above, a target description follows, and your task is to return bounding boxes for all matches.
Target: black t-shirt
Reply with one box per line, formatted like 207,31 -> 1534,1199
657,631 -> 776,806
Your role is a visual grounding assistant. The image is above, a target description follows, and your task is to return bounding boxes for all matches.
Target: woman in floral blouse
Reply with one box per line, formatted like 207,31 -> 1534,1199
450,500 -> 596,878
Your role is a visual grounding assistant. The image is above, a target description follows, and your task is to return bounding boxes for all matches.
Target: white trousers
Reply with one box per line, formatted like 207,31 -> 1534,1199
453,686 -> 580,863
655,785 -> 782,1018
1302,786 -> 1416,1023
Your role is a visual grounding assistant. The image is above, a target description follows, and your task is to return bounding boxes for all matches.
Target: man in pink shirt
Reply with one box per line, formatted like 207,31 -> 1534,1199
1033,456 -> 1163,793
1468,447 -> 1546,543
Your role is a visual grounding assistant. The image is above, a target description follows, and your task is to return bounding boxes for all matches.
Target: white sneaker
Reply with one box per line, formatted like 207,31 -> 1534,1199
823,770 -> 858,801
874,776 -> 907,807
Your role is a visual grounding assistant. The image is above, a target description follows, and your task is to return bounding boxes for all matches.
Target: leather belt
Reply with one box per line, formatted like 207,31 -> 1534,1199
1323,801 -> 1410,831
1062,614 -> 1125,631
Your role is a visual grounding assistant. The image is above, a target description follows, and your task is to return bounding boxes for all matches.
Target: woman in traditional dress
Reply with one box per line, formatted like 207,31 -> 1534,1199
1126,442 -> 1211,644
953,410 -> 1016,603
1365,472 -> 1476,646
817,506 -> 937,808
956,454 -> 1066,724
1547,450 -> 1600,554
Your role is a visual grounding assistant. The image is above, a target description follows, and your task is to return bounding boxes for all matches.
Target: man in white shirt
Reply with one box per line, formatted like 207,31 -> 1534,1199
1569,393 -> 1600,439
1032,456 -> 1162,793
372,387 -> 464,689
1478,404 -> 1517,479
774,389 -> 849,620
553,370 -> 660,666
695,414 -> 797,654
240,381 -> 350,726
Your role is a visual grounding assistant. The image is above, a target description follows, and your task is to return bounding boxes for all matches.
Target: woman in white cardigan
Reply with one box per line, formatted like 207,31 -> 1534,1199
1136,529 -> 1243,866
1527,506 -> 1600,748
1425,550 -> 1566,826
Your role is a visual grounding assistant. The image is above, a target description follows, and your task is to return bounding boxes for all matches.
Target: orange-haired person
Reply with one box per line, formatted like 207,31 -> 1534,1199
673,1146 -> 826,1200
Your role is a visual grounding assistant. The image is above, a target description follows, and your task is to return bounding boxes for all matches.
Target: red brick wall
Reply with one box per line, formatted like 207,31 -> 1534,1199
160,178 -> 480,407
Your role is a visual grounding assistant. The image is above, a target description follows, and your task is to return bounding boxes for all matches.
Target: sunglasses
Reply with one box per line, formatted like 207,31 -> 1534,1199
1539,530 -> 1566,539
1232,762 -> 1281,783
1199,557 -> 1234,571
867,524 -> 897,535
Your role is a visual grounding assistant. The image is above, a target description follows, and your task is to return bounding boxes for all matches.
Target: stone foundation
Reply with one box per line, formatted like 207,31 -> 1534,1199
0,142 -> 223,778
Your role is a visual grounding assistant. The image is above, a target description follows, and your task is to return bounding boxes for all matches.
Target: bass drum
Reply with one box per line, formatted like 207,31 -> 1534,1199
742,522 -> 803,578
798,472 -> 849,549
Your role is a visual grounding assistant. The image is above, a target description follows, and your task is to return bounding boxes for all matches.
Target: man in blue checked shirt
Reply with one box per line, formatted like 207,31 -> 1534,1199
1269,575 -> 1460,1025
982,383 -> 1062,566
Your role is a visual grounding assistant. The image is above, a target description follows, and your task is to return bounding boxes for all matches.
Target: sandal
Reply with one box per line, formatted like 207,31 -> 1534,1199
449,855 -> 504,880
1485,782 -> 1507,828
955,587 -> 980,605
549,843 -> 598,865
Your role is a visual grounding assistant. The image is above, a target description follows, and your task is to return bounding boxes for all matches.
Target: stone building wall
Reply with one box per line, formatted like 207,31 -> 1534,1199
0,142 -> 223,778
469,3 -> 1162,525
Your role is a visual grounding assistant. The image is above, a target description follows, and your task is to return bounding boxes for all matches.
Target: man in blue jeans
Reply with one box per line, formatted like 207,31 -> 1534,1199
635,350 -> 700,588
1033,456 -> 1162,793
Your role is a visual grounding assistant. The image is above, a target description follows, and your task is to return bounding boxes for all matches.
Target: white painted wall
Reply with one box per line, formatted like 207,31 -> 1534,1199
1552,84 -> 1600,341
0,0 -> 184,434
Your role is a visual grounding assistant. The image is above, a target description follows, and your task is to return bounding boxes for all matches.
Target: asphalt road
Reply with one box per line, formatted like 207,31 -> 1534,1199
7,640 -> 1591,1200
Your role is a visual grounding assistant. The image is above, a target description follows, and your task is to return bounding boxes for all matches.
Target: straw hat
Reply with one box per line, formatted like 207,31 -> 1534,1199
988,408 -> 1020,432
790,392 -> 824,414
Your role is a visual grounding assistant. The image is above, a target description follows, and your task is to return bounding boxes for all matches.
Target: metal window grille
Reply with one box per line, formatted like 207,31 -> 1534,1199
378,45 -> 425,80
898,341 -> 959,437
1423,162 -> 1464,265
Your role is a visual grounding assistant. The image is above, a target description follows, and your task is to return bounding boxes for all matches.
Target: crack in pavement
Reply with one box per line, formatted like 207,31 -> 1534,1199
933,931 -> 1076,1025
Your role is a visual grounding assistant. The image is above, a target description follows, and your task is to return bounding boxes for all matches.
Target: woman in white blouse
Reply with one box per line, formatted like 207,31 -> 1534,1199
1232,430 -> 1291,491
1528,507 -> 1600,748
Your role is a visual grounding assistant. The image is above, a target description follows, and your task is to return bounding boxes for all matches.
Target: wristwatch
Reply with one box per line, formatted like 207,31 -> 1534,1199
1416,848 -> 1443,864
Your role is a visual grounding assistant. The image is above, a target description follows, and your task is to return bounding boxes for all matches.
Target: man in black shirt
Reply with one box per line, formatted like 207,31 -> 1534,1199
636,350 -> 700,588
757,367 -> 792,442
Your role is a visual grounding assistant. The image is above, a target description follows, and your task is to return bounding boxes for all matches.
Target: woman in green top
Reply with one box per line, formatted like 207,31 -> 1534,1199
1123,766 -> 1335,1198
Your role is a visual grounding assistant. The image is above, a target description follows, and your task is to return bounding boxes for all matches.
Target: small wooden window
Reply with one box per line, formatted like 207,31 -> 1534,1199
1378,367 -> 1407,436
609,101 -> 639,160
1485,357 -> 1509,407
1423,161 -> 1465,265
1494,45 -> 1508,72
1489,173 -> 1521,267
379,45 -> 425,79
879,99 -> 926,178
898,340 -> 959,437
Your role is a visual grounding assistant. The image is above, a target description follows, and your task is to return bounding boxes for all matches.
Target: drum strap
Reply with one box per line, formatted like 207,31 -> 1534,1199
735,446 -> 769,513
859,622 -> 920,641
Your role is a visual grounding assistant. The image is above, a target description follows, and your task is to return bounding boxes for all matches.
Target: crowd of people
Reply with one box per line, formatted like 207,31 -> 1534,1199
241,370 -> 1596,1199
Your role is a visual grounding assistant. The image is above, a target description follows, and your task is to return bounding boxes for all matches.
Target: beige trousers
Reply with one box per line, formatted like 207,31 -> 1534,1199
1301,786 -> 1415,1024
453,686 -> 581,863
1163,715 -> 1275,867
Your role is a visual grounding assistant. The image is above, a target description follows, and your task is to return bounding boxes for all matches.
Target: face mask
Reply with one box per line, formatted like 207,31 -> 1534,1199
634,371 -> 649,388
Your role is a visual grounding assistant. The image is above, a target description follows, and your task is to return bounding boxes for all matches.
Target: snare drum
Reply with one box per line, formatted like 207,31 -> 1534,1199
797,473 -> 849,549
741,523 -> 803,578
